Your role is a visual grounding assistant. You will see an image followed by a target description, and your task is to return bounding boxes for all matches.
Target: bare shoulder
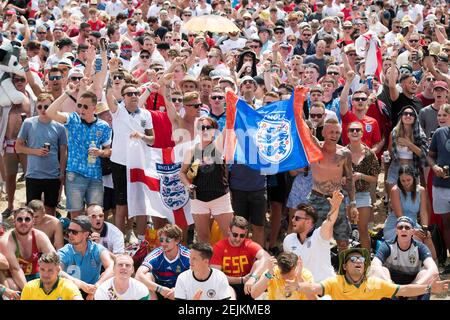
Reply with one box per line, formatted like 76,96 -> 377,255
47,215 -> 61,226
337,145 -> 352,160
34,228 -> 52,242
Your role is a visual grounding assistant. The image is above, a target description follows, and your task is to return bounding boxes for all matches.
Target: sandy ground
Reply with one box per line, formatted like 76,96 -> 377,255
0,169 -> 448,299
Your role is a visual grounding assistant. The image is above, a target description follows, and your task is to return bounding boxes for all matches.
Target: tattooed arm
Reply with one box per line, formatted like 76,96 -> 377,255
342,148 -> 359,221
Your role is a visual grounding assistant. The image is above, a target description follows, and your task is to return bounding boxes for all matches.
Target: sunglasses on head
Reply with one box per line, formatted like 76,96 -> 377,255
171,97 -> 183,103
292,215 -> 310,221
348,256 -> 365,263
67,229 -> 81,235
16,217 -> 32,223
397,224 -> 412,230
70,76 -> 83,81
186,103 -> 201,108
348,127 -> 362,133
352,97 -> 367,102
231,232 -> 246,238
201,125 -> 214,131
124,91 -> 140,97
402,111 -> 416,117
77,103 -> 90,110
426,77 -> 435,82
159,237 -> 173,243
211,95 -> 224,101
37,104 -> 49,110
309,113 -> 323,119
49,75 -> 62,81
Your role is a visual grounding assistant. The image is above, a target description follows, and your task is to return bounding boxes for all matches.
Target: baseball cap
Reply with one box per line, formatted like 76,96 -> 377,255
433,80 -> 449,91
68,67 -> 84,78
80,3 -> 89,9
219,77 -> 235,85
5,9 -> 15,15
71,216 -> 92,232
437,52 -> 449,63
58,58 -> 73,68
239,75 -> 256,86
396,216 -> 414,226
273,25 -> 285,32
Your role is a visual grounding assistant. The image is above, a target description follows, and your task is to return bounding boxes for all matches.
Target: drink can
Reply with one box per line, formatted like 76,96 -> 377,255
43,143 -> 50,151
444,165 -> 449,178
383,151 -> 390,163
21,113 -> 27,122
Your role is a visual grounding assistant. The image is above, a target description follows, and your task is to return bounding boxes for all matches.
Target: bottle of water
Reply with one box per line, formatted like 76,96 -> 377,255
87,141 -> 97,166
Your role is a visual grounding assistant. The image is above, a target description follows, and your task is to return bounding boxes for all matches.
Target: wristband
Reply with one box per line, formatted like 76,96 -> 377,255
23,65 -> 30,72
0,285 -> 6,296
264,272 -> 274,280
65,92 -> 77,102
250,274 -> 258,281
349,201 -> 356,207
240,277 -> 243,284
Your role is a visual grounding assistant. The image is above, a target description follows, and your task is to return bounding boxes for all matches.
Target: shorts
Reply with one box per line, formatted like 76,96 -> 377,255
191,193 -> 234,216
26,178 -> 61,208
103,186 -> 116,211
432,186 -> 450,214
307,191 -> 351,241
231,189 -> 267,226
355,192 -> 372,208
267,172 -> 287,203
111,162 -> 127,205
65,171 -> 103,212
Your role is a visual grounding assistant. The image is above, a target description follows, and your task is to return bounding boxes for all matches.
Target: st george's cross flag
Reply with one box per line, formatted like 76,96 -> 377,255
224,86 -> 322,174
126,140 -> 193,227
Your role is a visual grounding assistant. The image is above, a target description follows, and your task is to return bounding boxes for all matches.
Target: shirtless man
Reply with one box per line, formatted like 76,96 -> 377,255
308,117 -> 358,251
28,200 -> 64,250
3,207 -> 55,291
1,74 -> 31,219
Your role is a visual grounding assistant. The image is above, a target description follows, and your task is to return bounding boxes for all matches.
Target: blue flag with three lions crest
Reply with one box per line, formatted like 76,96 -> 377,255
224,87 -> 322,174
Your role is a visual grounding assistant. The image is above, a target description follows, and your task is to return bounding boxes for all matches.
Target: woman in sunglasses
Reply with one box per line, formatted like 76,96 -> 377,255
180,116 -> 233,243
385,106 -> 428,199
346,121 -> 380,250
383,165 -> 436,257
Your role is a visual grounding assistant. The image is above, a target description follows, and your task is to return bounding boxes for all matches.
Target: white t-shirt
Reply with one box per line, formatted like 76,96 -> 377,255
110,104 -> 153,165
195,4 -> 212,16
283,227 -> 335,282
175,268 -> 231,300
99,222 -> 125,254
94,277 -> 150,300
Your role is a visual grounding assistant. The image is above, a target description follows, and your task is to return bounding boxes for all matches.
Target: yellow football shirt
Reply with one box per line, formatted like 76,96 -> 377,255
267,266 -> 315,300
21,277 -> 82,300
321,275 -> 399,300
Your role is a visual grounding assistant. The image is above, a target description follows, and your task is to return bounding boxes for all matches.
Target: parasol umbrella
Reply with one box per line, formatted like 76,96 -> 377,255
182,15 -> 240,33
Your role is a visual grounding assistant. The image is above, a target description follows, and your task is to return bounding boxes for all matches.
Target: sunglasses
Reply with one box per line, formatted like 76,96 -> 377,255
16,217 -> 32,223
186,103 -> 201,108
38,31 -> 47,35
287,39 -> 296,42
173,38 -> 182,42
211,96 -> 224,101
231,232 -> 246,238
208,55 -> 217,58
402,111 -> 416,117
352,97 -> 367,102
292,216 -> 310,221
242,80 -> 254,85
70,76 -> 83,81
443,48 -> 450,52
348,128 -> 362,133
37,104 -> 49,110
302,33 -> 312,37
159,237 -> 173,243
409,39 -> 419,43
309,113 -> 323,119
77,103 -> 90,110
134,12 -> 142,15
397,225 -> 412,230
49,75 -> 62,81
348,256 -> 365,263
13,77 -> 26,83
140,55 -> 150,59
274,31 -> 284,34
347,53 -> 357,57
67,229 -> 81,235
327,71 -> 339,76
171,98 -> 183,103
113,75 -> 124,80
343,27 -> 353,30
201,125 -> 214,131
184,14 -> 192,17
124,91 -> 140,97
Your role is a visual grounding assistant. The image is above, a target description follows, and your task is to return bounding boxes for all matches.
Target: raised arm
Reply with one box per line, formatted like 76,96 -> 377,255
320,190 -> 344,240
340,70 -> 355,116
387,66 -> 400,102
105,83 -> 119,114
46,90 -> 72,124
90,39 -> 108,99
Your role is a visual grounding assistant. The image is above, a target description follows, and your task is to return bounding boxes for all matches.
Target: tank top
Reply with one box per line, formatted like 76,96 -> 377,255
397,145 -> 413,160
12,230 -> 40,277
192,143 -> 229,202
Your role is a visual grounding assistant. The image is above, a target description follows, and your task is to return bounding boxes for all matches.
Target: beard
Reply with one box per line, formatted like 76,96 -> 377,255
16,228 -> 32,236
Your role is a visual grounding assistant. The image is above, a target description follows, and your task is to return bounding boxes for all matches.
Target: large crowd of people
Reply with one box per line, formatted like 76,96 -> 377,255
0,0 -> 450,301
